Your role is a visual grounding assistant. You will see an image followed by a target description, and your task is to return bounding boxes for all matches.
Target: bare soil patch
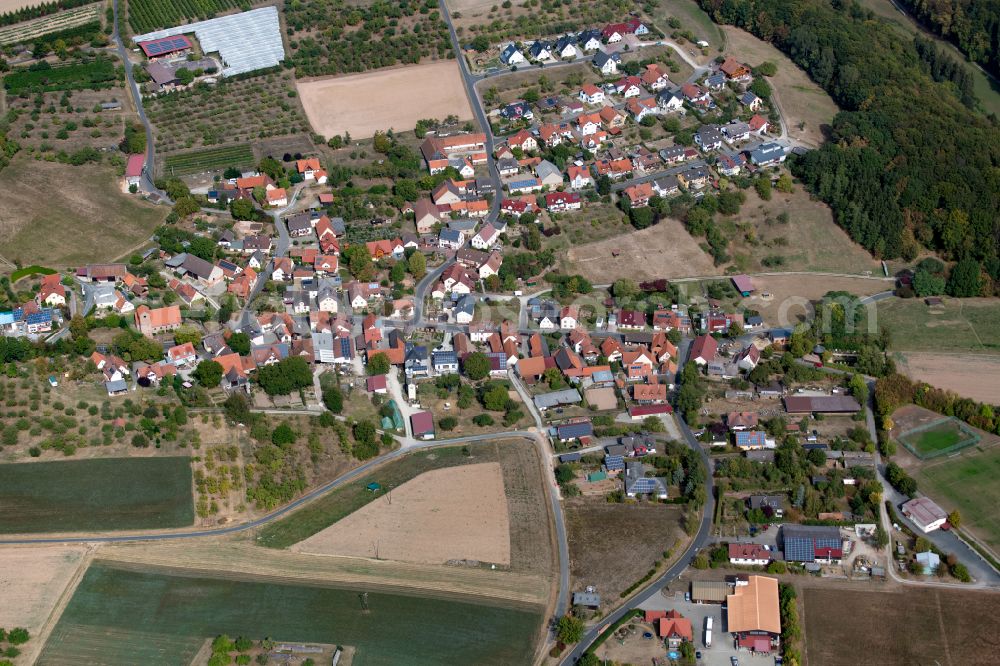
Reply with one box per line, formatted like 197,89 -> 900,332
563,497 -> 683,610
0,0 -> 46,10
297,62 -> 474,140
721,26 -> 839,147
896,352 -> 1000,403
293,462 -> 511,566
803,586 -> 1000,666
564,217 -> 720,283
0,545 -> 88,632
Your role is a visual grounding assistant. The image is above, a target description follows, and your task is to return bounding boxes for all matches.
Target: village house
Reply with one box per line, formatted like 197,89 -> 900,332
296,158 -> 328,183
614,75 -> 644,98
567,165 -> 594,189
720,56 -> 753,83
626,96 -> 660,122
640,63 -> 671,90
592,50 -> 620,76
623,181 -> 654,207
545,191 -> 582,212
500,43 -> 526,66
420,133 -> 488,174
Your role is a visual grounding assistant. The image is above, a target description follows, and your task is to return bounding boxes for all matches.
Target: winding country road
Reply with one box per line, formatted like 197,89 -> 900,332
111,0 -> 167,201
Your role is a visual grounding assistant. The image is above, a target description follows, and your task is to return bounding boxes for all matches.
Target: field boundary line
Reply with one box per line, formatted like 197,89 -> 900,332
933,590 -> 954,666
26,544 -> 96,666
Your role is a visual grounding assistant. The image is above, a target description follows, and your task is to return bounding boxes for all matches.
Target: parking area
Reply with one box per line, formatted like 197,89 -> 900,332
639,591 -> 777,666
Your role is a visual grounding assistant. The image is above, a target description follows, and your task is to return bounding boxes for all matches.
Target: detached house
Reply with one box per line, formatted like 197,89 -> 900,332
613,75 -> 644,98
296,158 -> 328,183
640,63 -> 670,91
749,114 -> 771,135
579,83 -> 605,105
720,56 -> 752,83
748,142 -> 786,166
567,165 -> 594,189
658,88 -> 684,112
528,40 -> 551,61
507,129 -> 538,153
623,181 -> 654,207
740,90 -> 763,111
592,51 -> 620,76
545,191 -> 582,212
695,124 -> 724,151
555,34 -> 577,58
500,43 -> 526,65
471,223 -> 500,250
626,96 -> 659,122
680,82 -> 711,106
578,29 -> 603,51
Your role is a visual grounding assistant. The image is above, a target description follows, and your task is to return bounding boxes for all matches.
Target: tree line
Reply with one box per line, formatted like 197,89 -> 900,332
699,0 -> 1000,292
897,0 -> 1000,81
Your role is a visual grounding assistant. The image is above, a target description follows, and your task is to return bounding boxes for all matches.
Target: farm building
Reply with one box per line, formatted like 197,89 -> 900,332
901,497 -> 948,533
732,274 -> 755,296
124,154 -> 145,187
572,591 -> 600,608
629,404 -> 672,419
410,411 -> 434,440
690,581 -> 729,603
556,421 -> 593,442
534,388 -> 582,411
782,525 -> 844,563
783,395 -> 861,414
726,575 -> 781,650
137,34 -> 192,59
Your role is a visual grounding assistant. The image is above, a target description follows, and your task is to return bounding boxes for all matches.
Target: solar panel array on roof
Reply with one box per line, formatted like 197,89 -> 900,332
631,478 -> 658,493
133,6 -> 284,77
141,35 -> 191,56
604,454 -> 625,471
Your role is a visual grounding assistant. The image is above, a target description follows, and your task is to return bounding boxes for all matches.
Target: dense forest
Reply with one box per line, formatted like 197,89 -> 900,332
897,0 -> 1000,80
699,0 -> 1000,293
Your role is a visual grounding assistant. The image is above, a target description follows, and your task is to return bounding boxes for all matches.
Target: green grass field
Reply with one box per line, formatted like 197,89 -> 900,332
899,420 -> 966,456
39,563 -> 542,665
258,446 -> 488,549
9,264 -> 56,282
648,0 -> 725,48
0,457 -> 193,533
915,446 -> 1000,551
163,144 -> 256,177
877,298 -> 1000,355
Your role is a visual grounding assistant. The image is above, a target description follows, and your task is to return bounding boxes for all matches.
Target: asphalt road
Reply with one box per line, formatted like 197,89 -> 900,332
0,429 -> 538,546
111,0 -> 167,201
560,410 -> 715,665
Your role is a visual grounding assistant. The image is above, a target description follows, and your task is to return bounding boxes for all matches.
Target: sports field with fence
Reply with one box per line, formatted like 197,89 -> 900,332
897,417 -> 980,460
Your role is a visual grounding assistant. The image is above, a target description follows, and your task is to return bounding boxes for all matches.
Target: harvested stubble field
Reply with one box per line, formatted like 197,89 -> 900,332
0,156 -> 165,266
564,497 -> 684,609
0,545 -> 88,632
0,457 -> 194,533
296,61 -> 473,140
258,439 -> 555,581
895,352 -> 1000,403
448,0 -> 623,43
563,217 -> 720,282
720,26 -> 839,147
146,71 -> 311,158
803,586 -> 1000,666
293,462 -> 512,565
39,561 -> 543,666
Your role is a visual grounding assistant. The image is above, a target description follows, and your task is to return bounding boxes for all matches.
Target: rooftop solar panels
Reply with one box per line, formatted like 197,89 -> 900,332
133,6 -> 284,77
139,35 -> 192,57
604,454 -> 625,471
630,478 -> 658,493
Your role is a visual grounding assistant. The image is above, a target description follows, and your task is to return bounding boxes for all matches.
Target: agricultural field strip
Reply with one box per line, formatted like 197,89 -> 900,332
0,3 -> 100,45
164,144 -> 255,175
96,540 -> 549,607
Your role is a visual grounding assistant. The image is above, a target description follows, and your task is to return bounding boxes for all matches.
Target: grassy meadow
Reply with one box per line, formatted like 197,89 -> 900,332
0,457 -> 193,533
914,445 -> 1000,551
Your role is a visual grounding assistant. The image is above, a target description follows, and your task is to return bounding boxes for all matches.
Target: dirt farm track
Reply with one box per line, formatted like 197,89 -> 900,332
296,61 -> 473,140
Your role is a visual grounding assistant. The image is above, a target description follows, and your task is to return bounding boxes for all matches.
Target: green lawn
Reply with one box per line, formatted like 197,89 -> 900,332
648,0 -> 725,48
258,446 -> 488,549
900,421 -> 964,456
0,457 -> 194,533
915,446 -> 1000,551
877,298 -> 1000,355
39,563 -> 542,666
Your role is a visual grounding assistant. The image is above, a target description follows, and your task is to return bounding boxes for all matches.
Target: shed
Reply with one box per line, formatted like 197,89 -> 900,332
572,591 -> 601,607
690,581 -> 729,603
731,274 -> 755,296
587,471 -> 607,482
410,410 -> 435,439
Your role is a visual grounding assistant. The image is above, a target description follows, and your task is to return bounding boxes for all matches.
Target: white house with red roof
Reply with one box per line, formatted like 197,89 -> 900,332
579,83 -> 605,105
567,165 -> 593,189
124,154 -> 145,188
545,191 -> 582,212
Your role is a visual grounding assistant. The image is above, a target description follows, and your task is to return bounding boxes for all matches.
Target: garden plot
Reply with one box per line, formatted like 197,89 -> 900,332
296,61 -> 473,140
